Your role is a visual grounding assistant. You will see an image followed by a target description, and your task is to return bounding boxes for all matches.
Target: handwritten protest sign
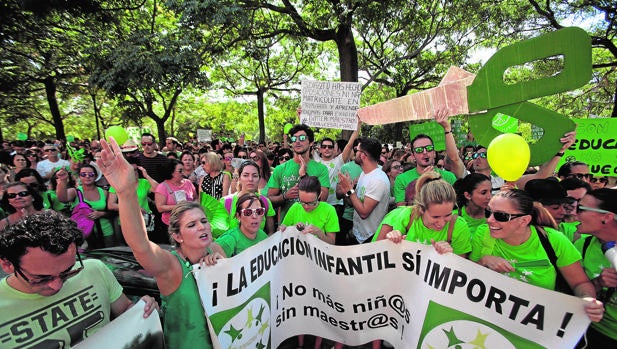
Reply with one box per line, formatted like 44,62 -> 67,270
74,300 -> 164,349
301,81 -> 362,130
562,118 -> 617,176
195,229 -> 589,349
197,128 -> 212,143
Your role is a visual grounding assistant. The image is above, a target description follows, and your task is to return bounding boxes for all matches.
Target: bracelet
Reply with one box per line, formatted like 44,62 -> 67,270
444,130 -> 452,135
555,152 -> 565,157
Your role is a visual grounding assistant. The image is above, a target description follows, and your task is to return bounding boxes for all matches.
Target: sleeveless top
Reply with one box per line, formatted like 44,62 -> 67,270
200,171 -> 224,200
161,251 -> 213,349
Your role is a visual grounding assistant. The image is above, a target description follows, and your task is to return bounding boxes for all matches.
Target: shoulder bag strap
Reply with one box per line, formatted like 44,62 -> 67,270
447,214 -> 458,243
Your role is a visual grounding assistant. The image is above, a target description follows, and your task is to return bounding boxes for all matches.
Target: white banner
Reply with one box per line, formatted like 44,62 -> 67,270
74,300 -> 164,348
301,81 -> 362,130
195,229 -> 590,349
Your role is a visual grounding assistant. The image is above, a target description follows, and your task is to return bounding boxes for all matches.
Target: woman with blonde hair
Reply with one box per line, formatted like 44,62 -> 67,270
198,152 -> 230,200
374,171 -> 471,257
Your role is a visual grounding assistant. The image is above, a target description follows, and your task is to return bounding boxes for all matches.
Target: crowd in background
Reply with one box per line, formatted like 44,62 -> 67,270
1,115 -> 617,348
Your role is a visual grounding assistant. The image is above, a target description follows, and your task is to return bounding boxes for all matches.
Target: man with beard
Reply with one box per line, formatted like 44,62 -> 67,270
394,134 -> 457,206
268,124 -> 329,221
338,137 -> 390,244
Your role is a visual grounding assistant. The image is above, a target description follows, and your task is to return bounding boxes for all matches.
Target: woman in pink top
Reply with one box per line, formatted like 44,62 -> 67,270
155,159 -> 197,226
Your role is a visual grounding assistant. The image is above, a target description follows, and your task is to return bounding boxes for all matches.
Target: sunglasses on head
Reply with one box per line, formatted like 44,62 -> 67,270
240,207 -> 266,217
568,173 -> 592,180
321,144 -> 334,149
79,172 -> 96,178
290,135 -> 307,143
413,145 -> 435,154
472,152 -> 487,159
484,208 -> 527,222
7,191 -> 30,199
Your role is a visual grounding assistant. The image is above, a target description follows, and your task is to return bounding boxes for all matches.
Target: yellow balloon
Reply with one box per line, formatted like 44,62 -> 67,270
105,126 -> 129,146
487,133 -> 530,181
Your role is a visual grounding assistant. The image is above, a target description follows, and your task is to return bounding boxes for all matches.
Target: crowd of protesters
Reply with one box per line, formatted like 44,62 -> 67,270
1,112 -> 617,348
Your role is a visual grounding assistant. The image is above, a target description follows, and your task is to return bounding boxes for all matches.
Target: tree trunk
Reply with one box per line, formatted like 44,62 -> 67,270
44,76 -> 66,140
257,89 -> 266,143
336,23 -> 359,141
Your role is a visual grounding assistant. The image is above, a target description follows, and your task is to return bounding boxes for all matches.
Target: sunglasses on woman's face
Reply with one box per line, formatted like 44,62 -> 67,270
484,208 -> 527,222
280,156 -> 290,161
7,191 -> 30,199
79,172 -> 96,178
240,207 -> 266,217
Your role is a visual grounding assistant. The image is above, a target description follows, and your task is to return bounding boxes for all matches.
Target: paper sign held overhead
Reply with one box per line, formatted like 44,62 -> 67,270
301,81 -> 362,131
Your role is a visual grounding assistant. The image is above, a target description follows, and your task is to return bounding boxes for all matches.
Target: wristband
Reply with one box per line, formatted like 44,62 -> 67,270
345,189 -> 355,198
444,130 -> 452,135
555,152 -> 565,157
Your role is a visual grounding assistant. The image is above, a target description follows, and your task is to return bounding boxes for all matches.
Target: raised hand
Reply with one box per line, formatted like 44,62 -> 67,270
97,137 -> 138,195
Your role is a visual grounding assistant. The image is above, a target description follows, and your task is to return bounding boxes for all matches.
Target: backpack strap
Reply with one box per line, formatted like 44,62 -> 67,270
76,189 -> 85,203
581,235 -> 593,259
535,225 -> 572,294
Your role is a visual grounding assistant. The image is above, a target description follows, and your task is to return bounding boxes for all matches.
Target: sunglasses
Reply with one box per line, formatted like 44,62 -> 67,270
391,165 -> 403,170
6,191 -> 30,199
240,207 -> 266,217
250,156 -> 260,161
590,177 -> 608,184
290,135 -> 308,143
472,152 -> 487,159
141,142 -> 154,146
224,156 -> 233,161
280,156 -> 291,161
484,208 -> 527,222
14,251 -> 84,286
413,145 -> 435,153
44,149 -> 57,152
300,199 -> 319,207
576,205 -> 617,219
321,144 -> 334,149
238,155 -> 248,159
79,172 -> 96,178
568,173 -> 592,180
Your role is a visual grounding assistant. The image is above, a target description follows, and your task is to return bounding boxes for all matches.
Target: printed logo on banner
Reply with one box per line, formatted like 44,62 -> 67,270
209,283 -> 271,349
417,301 -> 544,349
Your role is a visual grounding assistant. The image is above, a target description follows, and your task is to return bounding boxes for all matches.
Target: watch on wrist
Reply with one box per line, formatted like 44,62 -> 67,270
345,189 -> 355,198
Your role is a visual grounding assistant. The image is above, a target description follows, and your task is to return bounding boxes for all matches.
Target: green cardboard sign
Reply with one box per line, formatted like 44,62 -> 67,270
467,27 -> 589,166
491,113 -> 518,133
467,27 -> 591,112
408,121 -> 446,151
560,118 -> 617,176
469,102 -> 575,165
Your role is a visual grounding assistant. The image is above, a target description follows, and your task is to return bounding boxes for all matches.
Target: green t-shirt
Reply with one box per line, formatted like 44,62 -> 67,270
471,224 -> 581,290
267,159 -> 330,220
373,206 -> 471,256
109,178 -> 152,213
457,206 -> 486,238
339,161 -> 363,221
162,251 -> 212,349
216,226 -> 269,257
575,236 -> 617,340
558,221 -> 580,243
282,201 -> 340,234
393,168 -> 457,204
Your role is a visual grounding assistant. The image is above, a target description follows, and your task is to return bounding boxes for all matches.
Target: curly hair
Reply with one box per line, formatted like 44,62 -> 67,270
0,211 -> 83,266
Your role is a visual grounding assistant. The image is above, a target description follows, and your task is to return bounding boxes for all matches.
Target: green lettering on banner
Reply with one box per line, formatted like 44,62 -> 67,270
467,27 -> 590,166
561,118 -> 617,176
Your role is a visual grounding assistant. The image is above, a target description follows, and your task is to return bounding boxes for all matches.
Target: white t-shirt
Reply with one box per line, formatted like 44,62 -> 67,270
352,167 -> 391,242
36,158 -> 70,179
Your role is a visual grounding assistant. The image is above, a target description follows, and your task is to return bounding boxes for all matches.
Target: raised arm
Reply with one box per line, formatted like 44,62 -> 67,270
98,138 -> 180,294
435,109 -> 465,178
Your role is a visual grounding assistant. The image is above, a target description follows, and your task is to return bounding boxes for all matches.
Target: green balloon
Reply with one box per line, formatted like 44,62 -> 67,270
66,135 -> 75,143
105,126 -> 129,145
284,123 -> 293,134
